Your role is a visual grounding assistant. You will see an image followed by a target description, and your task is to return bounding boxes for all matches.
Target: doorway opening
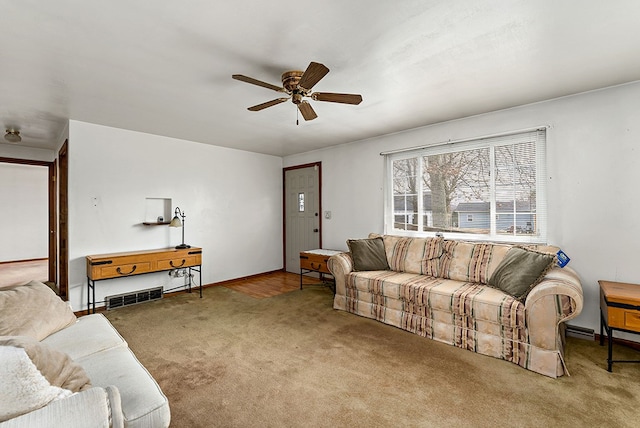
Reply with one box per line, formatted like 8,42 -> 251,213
0,157 -> 56,290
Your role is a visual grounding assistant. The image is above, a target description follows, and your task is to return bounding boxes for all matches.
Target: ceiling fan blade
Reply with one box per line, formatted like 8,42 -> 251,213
312,92 -> 363,105
248,97 -> 290,111
232,74 -> 285,92
298,62 -> 330,91
297,101 -> 318,121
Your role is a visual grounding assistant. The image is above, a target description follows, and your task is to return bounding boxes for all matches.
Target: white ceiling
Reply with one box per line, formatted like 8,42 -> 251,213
2,1 -> 640,157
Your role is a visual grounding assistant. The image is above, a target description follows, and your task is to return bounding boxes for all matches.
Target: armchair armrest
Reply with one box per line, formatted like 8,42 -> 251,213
525,266 -> 583,351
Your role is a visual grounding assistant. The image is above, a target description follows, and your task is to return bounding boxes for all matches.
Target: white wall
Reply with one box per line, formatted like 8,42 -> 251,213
68,121 -> 283,311
0,163 -> 49,261
284,81 -> 640,335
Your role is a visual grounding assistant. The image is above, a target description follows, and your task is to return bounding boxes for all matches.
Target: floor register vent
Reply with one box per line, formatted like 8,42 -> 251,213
106,286 -> 163,310
566,324 -> 595,341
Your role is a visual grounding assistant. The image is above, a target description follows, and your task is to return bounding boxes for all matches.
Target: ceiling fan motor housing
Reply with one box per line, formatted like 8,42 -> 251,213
281,70 -> 304,93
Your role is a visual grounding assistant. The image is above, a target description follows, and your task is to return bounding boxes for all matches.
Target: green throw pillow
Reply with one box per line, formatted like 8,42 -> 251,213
347,237 -> 390,272
488,247 -> 556,301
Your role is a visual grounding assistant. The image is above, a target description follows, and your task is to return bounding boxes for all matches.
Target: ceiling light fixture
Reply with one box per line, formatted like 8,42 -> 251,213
4,129 -> 22,144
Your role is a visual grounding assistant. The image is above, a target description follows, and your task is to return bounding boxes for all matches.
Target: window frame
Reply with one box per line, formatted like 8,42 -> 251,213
383,128 -> 547,244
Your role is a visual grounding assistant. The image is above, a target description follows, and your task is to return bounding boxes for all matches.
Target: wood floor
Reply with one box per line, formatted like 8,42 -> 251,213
221,270 -> 332,299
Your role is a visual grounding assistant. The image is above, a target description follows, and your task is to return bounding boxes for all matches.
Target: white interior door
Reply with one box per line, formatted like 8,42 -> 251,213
284,165 -> 320,273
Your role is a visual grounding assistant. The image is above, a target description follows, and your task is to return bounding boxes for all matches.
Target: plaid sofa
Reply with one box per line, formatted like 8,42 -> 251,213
328,234 -> 583,378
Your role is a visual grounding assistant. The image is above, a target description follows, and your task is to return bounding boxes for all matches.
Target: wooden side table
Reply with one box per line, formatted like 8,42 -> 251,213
599,280 -> 640,371
299,249 -> 341,291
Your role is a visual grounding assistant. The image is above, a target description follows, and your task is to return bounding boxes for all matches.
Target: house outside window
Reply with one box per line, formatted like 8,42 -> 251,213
384,128 -> 547,243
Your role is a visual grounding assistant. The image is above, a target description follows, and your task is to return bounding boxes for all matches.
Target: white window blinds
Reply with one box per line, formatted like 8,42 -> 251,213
383,128 -> 547,243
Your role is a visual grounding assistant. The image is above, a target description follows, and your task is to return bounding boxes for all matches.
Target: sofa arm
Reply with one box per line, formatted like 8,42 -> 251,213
0,386 -> 124,428
327,252 -> 353,296
524,266 -> 584,351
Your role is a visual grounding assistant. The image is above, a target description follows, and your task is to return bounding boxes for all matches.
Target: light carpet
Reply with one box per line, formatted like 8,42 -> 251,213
105,285 -> 640,427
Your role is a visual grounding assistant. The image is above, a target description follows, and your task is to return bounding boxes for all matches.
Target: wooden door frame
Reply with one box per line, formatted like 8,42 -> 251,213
282,162 -> 322,272
58,141 -> 69,301
0,156 -> 57,286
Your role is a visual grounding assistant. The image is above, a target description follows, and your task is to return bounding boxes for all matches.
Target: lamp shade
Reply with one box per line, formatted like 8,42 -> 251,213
169,215 -> 182,227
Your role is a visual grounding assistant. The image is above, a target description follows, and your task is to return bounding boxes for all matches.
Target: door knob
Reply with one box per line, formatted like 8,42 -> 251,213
313,228 -> 319,233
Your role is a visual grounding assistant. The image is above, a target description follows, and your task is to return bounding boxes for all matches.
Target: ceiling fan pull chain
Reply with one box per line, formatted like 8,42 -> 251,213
296,108 -> 299,126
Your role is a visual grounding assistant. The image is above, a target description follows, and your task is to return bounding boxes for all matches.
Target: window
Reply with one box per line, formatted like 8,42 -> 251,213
384,128 -> 547,243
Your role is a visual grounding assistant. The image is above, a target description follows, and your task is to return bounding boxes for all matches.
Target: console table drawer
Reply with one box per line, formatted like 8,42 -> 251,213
98,262 -> 153,278
87,247 -> 202,280
607,307 -> 640,330
157,256 -> 199,270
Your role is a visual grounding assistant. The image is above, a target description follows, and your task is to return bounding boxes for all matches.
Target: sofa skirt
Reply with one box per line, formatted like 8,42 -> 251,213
334,294 -> 566,378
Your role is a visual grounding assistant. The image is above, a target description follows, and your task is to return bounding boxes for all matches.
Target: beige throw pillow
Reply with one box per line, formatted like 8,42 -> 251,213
0,281 -> 76,340
0,336 -> 92,393
0,345 -> 72,422
0,336 -> 92,422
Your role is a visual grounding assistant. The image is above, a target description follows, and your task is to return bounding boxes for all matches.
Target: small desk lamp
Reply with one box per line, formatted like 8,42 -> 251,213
169,207 -> 190,249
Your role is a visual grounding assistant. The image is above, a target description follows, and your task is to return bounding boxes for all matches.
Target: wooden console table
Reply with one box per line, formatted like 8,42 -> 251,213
86,247 -> 202,313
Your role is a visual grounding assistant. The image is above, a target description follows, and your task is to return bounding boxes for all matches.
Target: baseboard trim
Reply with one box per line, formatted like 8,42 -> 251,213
0,257 -> 48,265
594,334 -> 640,352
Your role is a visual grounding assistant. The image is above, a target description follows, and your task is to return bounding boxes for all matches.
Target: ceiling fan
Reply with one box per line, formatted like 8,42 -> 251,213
232,61 -> 362,122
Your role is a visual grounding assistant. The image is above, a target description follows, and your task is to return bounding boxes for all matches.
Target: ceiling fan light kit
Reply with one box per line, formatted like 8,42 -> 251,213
232,61 -> 362,123
4,129 -> 22,143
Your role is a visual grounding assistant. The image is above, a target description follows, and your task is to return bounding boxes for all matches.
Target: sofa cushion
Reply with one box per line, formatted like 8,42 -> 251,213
440,241 -> 512,284
345,271 -> 525,328
77,347 -> 170,428
488,247 -> 557,301
0,281 -> 76,340
347,237 -> 389,271
42,314 -> 127,360
382,235 -> 443,276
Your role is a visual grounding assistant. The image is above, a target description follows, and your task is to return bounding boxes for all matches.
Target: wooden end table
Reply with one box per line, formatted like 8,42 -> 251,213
599,280 -> 640,371
299,249 -> 341,291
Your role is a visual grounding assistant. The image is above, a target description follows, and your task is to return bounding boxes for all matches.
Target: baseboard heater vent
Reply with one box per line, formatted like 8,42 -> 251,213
566,324 -> 595,341
105,286 -> 163,310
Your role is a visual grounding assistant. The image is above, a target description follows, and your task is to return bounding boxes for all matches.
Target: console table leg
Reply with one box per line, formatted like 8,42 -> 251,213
599,312 -> 605,346
607,325 -> 613,372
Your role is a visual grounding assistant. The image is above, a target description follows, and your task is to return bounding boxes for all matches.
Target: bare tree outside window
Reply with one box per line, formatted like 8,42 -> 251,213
388,130 -> 545,242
